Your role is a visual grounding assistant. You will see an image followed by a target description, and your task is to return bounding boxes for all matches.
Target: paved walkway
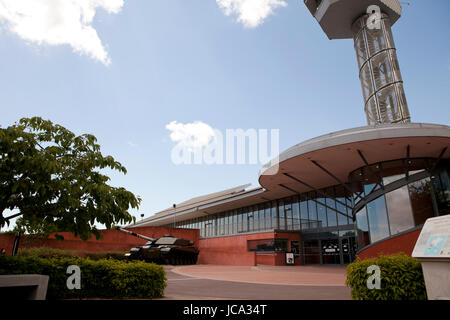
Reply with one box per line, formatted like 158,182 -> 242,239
161,265 -> 351,300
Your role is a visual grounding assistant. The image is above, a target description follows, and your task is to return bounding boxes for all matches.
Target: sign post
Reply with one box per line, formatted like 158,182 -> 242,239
286,252 -> 294,265
412,215 -> 450,300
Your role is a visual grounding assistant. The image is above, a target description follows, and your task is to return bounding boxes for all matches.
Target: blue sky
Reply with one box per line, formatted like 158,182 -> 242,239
1,0 -> 449,225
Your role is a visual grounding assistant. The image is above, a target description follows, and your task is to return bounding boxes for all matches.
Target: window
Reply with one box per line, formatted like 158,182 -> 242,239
285,201 -> 293,230
432,166 -> 450,216
307,194 -> 318,228
326,188 -> 337,227
300,195 -> 309,230
355,207 -> 370,249
242,209 -> 248,232
292,198 -> 300,230
316,202 -> 327,229
218,214 -> 224,235
337,205 -> 349,226
408,178 -> 435,226
247,239 -> 288,252
367,196 -> 390,243
386,185 -> 414,235
271,202 -> 278,229
278,201 -> 286,230
247,208 -> 254,232
335,185 -> 349,226
264,203 -> 272,230
258,205 -> 265,231
237,210 -> 243,233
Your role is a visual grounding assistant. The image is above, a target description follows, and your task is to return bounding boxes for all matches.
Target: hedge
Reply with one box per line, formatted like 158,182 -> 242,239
345,253 -> 427,300
16,247 -> 84,258
0,255 -> 166,299
16,247 -> 128,260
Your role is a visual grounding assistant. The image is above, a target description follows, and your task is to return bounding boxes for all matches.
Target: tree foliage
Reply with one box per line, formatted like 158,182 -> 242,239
0,117 -> 140,239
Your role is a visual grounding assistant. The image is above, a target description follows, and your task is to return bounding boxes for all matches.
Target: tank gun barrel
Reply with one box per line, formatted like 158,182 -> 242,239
115,227 -> 154,241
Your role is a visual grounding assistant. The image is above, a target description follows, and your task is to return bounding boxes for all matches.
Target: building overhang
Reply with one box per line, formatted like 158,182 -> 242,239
130,186 -> 285,227
259,123 -> 450,197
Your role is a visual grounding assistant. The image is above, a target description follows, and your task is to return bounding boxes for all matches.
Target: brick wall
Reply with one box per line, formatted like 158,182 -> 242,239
197,231 -> 301,266
0,226 -> 199,255
357,228 -> 421,260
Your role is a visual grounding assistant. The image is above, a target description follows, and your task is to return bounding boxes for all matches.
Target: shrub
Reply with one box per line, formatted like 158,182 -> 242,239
0,255 -> 166,299
17,247 -> 85,258
84,251 -> 128,261
17,247 -> 128,261
345,253 -> 427,300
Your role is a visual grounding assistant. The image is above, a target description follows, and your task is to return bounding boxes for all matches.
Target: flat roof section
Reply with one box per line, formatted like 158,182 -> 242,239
259,123 -> 450,198
131,184 -> 271,227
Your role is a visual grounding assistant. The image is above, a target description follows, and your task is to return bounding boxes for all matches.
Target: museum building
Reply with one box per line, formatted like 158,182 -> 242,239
130,1 -> 450,266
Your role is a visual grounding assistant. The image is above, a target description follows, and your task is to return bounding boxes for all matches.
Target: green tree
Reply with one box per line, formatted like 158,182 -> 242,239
0,117 -> 140,240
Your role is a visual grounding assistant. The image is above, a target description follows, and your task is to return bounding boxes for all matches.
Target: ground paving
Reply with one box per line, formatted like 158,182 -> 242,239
161,265 -> 351,300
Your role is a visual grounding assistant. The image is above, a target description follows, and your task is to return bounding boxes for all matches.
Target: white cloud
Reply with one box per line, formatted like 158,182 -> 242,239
166,121 -> 216,151
0,0 -> 124,65
216,0 -> 287,28
127,140 -> 138,148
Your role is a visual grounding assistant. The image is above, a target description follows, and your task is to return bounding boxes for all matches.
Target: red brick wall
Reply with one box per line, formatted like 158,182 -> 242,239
0,227 -> 199,255
197,233 -> 259,266
0,226 -> 305,267
255,253 -> 276,265
357,228 -> 422,260
197,231 -> 301,266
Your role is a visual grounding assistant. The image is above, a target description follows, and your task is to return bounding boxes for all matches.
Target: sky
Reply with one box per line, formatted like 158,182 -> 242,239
1,0 -> 449,227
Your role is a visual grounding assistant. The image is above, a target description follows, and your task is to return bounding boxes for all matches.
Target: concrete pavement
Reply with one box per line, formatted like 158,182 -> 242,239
161,265 -> 351,300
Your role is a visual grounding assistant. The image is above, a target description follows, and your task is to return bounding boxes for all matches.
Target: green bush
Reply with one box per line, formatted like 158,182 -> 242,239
17,247 -> 85,258
346,253 -> 427,300
0,255 -> 166,299
84,251 -> 128,261
17,247 -> 128,261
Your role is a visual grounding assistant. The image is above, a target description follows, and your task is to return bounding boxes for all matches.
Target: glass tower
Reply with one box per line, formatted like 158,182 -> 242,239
352,13 -> 410,125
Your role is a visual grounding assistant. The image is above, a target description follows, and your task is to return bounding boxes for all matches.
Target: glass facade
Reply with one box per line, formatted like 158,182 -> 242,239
385,185 -> 414,235
165,157 -> 449,264
366,196 -> 390,243
168,186 -> 353,240
351,158 -> 450,249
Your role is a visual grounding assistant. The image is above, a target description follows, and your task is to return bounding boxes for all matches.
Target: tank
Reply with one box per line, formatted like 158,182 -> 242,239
116,227 -> 199,265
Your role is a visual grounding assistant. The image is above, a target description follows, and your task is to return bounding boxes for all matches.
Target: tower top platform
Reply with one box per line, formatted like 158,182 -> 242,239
304,0 -> 402,39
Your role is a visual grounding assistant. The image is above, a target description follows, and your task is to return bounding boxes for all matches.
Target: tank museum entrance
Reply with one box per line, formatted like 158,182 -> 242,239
302,230 -> 357,265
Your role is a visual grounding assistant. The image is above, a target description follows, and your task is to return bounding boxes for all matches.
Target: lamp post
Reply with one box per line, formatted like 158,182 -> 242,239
173,204 -> 176,228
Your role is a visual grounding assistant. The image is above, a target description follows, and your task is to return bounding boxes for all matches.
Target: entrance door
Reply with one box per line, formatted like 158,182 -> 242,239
321,239 -> 341,264
303,240 -> 321,264
341,237 -> 357,264
303,235 -> 357,265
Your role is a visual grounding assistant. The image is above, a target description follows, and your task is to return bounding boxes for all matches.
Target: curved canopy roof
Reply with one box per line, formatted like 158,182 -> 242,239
259,123 -> 450,195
